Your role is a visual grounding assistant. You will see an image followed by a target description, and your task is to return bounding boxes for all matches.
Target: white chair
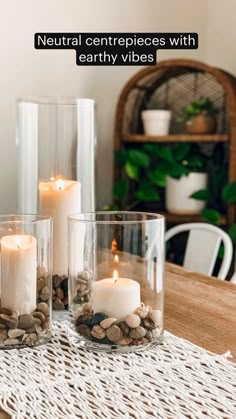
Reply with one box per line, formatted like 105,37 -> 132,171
165,222 -> 233,280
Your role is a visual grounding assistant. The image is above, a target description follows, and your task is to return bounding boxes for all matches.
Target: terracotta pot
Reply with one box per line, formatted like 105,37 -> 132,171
185,113 -> 216,134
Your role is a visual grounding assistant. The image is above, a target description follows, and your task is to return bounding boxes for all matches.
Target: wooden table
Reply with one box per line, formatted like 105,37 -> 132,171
1,263 -> 236,418
165,262 -> 236,362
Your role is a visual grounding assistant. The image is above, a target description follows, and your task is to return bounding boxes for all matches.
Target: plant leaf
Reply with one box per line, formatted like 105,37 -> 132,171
222,181 -> 236,202
135,182 -> 160,201
200,208 -> 221,224
113,179 -> 128,199
154,159 -> 189,179
148,170 -> 166,187
143,143 -> 159,154
155,146 -> 174,163
128,149 -> 150,168
228,224 -> 236,243
155,160 -> 173,174
187,154 -> 205,170
125,162 -> 140,180
190,189 -> 212,201
168,163 -> 189,179
181,98 -> 217,120
174,143 -> 190,161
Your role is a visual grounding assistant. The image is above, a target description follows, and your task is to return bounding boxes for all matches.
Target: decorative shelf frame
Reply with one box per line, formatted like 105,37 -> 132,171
114,59 -> 236,225
122,134 -> 229,143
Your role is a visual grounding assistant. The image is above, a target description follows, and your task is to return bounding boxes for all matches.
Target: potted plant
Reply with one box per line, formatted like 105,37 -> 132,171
178,98 -> 218,134
113,143 -> 208,215
163,144 -> 208,214
142,104 -> 172,136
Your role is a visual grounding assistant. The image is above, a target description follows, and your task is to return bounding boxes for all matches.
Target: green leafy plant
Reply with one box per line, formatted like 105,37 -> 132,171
178,98 -> 218,122
113,143 -> 207,208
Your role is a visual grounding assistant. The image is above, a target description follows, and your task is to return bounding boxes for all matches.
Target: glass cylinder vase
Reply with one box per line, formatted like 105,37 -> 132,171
68,212 -> 165,352
0,215 -> 52,348
16,98 -> 96,311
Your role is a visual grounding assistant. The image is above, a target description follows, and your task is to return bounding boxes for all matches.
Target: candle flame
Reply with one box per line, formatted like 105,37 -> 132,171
114,255 -> 119,264
56,179 -> 64,190
50,176 -> 55,181
113,270 -> 118,282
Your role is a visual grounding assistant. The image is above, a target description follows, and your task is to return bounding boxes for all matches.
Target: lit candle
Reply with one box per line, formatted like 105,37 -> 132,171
39,178 -> 81,275
92,269 -> 141,319
1,235 -> 37,314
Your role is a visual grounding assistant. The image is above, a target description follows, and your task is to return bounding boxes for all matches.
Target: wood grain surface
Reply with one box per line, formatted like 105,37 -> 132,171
0,262 -> 235,417
165,262 -> 236,361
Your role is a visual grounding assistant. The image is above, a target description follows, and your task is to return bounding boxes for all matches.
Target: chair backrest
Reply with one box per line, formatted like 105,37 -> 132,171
165,223 -> 233,280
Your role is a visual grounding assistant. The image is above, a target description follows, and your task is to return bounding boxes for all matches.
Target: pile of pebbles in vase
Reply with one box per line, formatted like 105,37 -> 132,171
37,266 -> 51,303
39,267 -> 92,311
72,271 -> 93,305
0,302 -> 50,347
73,302 -> 162,347
37,266 -> 68,310
51,274 -> 69,310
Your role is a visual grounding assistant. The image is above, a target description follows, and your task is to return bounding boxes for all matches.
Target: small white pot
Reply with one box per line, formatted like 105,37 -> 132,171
142,110 -> 172,136
166,172 -> 207,215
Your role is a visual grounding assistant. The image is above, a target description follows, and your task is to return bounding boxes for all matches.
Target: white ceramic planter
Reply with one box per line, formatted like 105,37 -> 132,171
166,172 -> 207,215
142,110 -> 172,136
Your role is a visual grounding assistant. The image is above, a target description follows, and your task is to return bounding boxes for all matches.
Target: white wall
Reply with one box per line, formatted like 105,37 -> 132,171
205,0 -> 236,74
0,0 -> 231,211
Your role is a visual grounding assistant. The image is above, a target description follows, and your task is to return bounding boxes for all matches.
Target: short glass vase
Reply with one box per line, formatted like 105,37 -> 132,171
68,212 -> 165,352
0,215 -> 52,348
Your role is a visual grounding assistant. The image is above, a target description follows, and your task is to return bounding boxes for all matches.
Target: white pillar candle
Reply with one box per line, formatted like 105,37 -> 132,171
1,235 -> 37,314
39,179 -> 81,275
92,272 -> 141,319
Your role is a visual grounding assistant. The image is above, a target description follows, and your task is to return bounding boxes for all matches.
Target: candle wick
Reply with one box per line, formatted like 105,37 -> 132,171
17,244 -> 21,250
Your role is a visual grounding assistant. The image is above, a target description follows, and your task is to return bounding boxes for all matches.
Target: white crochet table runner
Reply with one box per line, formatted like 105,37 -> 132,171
0,322 -> 236,419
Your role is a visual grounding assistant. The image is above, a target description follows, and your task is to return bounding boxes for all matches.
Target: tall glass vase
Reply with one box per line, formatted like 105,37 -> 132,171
16,98 -> 96,311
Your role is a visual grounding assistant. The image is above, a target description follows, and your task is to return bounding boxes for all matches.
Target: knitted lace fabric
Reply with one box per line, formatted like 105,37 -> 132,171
0,322 -> 236,419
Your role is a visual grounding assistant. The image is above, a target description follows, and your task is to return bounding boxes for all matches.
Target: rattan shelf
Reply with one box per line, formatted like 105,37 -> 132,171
114,59 -> 236,225
122,133 -> 229,143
